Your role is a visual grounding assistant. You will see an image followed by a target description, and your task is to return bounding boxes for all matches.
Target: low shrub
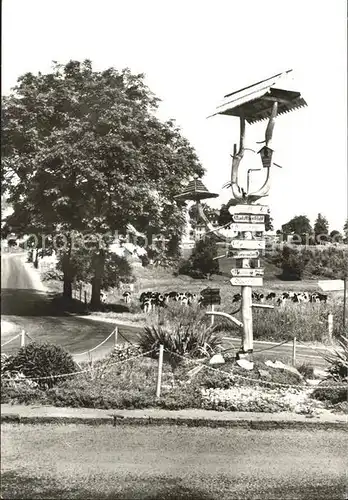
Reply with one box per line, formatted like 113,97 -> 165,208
297,362 -> 315,379
40,268 -> 63,282
1,379 -> 46,404
157,384 -> 202,410
311,380 -> 347,405
3,342 -> 77,388
110,344 -> 143,362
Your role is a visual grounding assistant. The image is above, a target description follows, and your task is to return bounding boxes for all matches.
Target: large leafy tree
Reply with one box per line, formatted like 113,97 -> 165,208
314,213 -> 329,244
2,60 -> 203,307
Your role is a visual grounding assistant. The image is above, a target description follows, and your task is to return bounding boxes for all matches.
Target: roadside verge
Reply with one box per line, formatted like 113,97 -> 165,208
1,404 -> 347,430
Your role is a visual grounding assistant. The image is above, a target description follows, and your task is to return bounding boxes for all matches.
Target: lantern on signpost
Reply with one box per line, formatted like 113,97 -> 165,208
174,176 -> 219,241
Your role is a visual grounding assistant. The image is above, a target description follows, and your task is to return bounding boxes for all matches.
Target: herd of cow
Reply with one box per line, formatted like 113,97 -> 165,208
232,291 -> 328,305
105,289 -> 328,313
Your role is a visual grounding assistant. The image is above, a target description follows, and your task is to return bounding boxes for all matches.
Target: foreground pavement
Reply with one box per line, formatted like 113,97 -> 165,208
2,421 -> 347,499
1,403 -> 347,430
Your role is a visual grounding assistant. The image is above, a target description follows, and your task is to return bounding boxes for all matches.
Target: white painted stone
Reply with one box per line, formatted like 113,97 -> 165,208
236,359 -> 254,370
209,354 -> 225,365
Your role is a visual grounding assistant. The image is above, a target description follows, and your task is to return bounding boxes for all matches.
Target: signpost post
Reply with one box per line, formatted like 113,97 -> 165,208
228,204 -> 267,356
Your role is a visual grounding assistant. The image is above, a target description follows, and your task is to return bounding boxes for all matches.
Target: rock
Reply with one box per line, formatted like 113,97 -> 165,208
264,360 -> 303,379
258,368 -> 272,379
209,354 -> 225,365
236,359 -> 254,370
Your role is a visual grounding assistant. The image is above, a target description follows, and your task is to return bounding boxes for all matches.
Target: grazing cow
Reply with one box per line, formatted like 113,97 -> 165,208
266,292 -> 276,301
310,292 -> 328,303
123,291 -> 132,304
232,293 -> 242,303
252,292 -> 265,303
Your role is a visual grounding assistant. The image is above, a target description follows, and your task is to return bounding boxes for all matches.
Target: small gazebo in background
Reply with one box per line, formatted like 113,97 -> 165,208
174,176 -> 219,245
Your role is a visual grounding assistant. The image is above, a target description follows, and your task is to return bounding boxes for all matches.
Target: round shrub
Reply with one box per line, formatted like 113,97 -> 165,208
3,342 -> 77,388
311,380 -> 347,405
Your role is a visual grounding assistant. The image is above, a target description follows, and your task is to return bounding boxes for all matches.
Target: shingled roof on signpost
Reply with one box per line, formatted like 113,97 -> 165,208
174,177 -> 219,202
209,69 -> 307,123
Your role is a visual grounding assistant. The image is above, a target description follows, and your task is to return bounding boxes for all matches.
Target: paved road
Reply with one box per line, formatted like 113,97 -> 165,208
1,254 -> 138,361
1,253 -> 330,367
2,424 -> 347,499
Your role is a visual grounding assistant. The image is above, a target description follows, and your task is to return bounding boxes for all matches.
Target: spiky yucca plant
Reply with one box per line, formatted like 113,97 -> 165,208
139,303 -> 222,364
322,335 -> 348,382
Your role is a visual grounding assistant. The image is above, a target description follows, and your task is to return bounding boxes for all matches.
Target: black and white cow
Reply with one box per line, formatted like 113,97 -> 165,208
123,291 -> 132,304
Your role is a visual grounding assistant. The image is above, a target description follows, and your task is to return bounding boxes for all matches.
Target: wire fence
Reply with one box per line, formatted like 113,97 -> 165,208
2,348 -> 157,383
163,348 -> 346,390
1,339 -> 346,394
1,326 -> 128,361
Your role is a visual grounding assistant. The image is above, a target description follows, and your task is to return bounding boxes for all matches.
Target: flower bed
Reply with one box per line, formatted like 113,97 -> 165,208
201,386 -> 315,413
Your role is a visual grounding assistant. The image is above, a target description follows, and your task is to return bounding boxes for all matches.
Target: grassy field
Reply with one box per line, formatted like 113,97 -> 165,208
83,265 -> 345,343
40,257 -> 346,344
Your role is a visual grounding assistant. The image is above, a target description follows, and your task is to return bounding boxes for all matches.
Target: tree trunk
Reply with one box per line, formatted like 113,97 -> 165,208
63,280 -> 72,298
90,251 -> 105,310
34,249 -> 39,269
62,237 -> 73,299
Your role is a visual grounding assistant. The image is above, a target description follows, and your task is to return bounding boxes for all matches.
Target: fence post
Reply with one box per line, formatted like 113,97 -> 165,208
20,330 -> 25,348
328,313 -> 333,341
79,285 -> 82,302
114,327 -> 118,347
156,344 -> 164,398
84,291 -> 87,305
211,304 -> 215,326
292,336 -> 296,366
88,351 -> 94,380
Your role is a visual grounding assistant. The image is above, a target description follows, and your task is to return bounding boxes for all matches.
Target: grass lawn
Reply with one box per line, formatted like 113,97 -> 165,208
2,424 -> 347,500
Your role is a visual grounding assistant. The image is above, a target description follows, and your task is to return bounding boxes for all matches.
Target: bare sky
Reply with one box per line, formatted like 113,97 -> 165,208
2,0 -> 347,231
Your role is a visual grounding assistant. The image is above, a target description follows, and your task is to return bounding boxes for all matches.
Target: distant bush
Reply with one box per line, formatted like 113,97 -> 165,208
281,245 -> 305,280
3,342 -> 77,388
266,244 -> 348,280
178,236 -> 219,278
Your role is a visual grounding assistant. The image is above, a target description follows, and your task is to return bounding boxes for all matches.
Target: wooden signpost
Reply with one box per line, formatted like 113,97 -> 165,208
231,269 -> 264,277
229,205 -> 270,215
230,277 -> 264,286
231,250 -> 259,259
228,204 -> 268,355
229,223 -> 265,233
205,71 -> 307,358
230,240 -> 265,250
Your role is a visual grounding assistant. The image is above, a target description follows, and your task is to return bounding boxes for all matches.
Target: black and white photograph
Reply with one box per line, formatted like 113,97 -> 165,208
1,0 -> 347,499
